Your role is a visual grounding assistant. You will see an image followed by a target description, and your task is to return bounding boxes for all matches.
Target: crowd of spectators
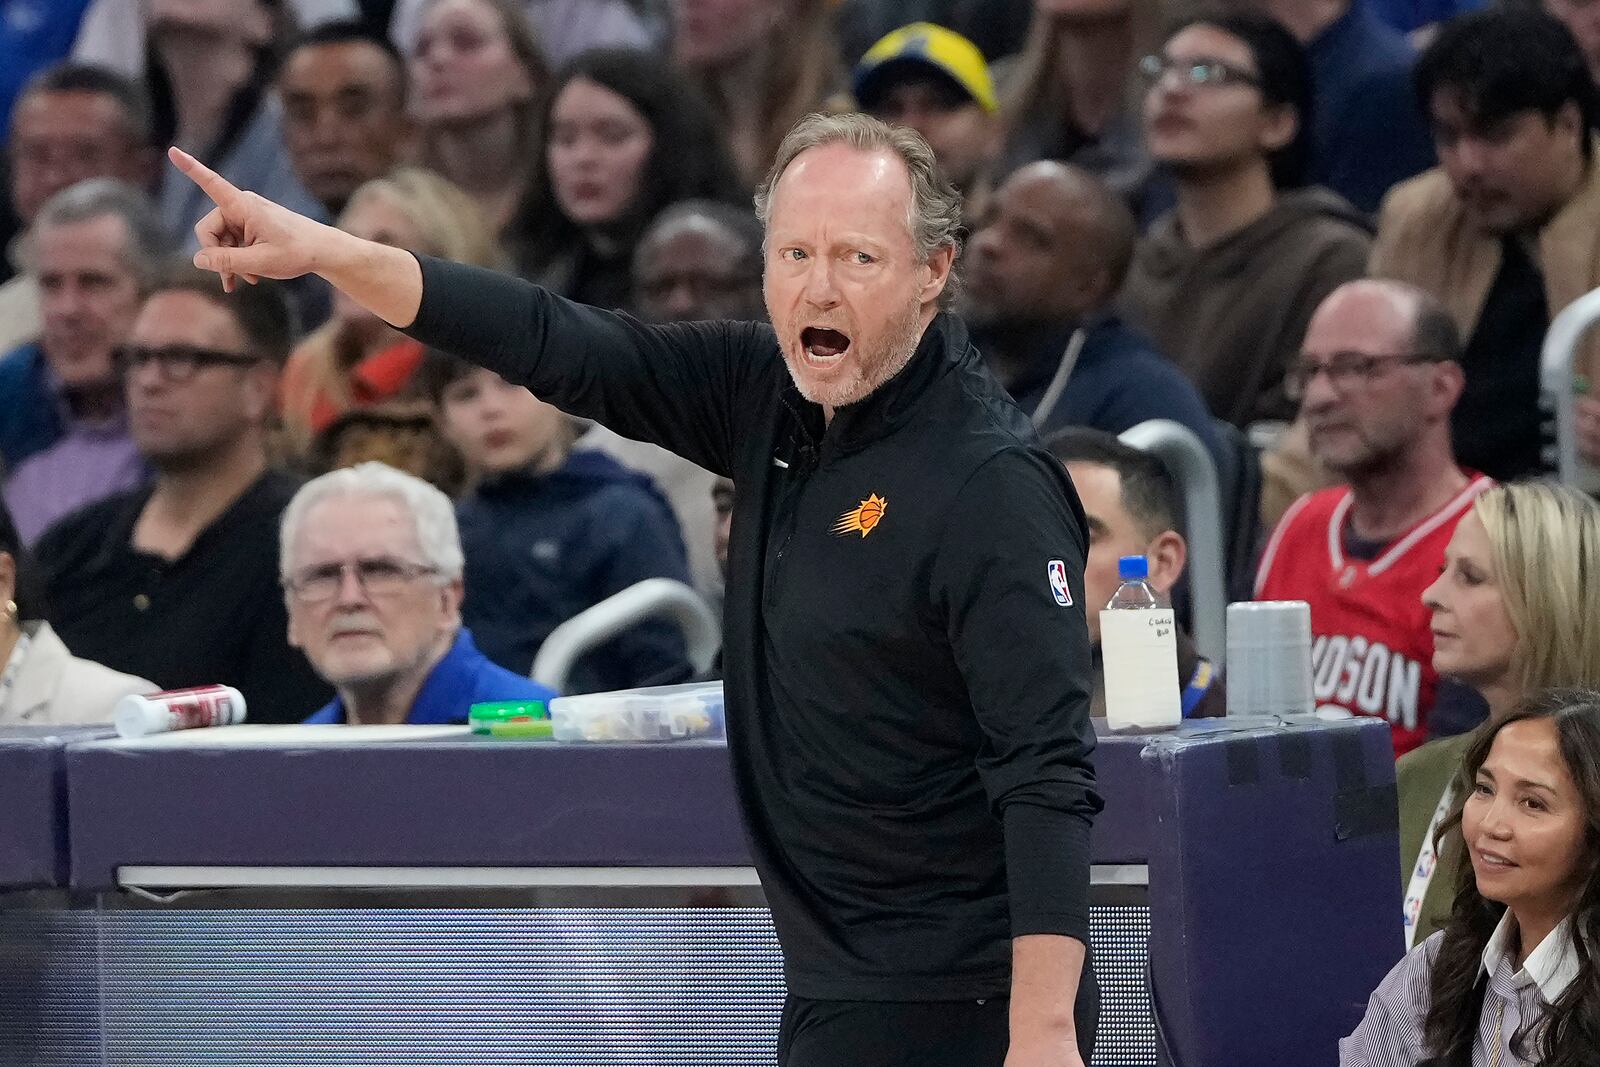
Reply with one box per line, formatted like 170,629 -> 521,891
0,0 -> 1593,706
1,0 -> 1600,1058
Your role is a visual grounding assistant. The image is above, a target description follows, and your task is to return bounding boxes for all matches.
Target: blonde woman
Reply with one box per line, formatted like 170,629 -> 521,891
280,168 -> 503,458
999,0 -> 1164,216
407,0 -> 550,231
671,0 -> 841,188
1399,482 -> 1600,947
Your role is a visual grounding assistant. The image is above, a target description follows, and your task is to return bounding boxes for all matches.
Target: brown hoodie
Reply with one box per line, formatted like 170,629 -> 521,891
1119,187 -> 1374,428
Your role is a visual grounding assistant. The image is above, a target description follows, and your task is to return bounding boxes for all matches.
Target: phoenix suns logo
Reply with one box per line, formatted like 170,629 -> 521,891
834,493 -> 887,538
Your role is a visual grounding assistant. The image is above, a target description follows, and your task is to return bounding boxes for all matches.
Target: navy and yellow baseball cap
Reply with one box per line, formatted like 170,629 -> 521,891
853,23 -> 999,115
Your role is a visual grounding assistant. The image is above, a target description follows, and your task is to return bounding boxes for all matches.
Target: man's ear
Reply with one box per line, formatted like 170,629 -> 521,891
920,242 -> 957,306
286,592 -> 304,650
440,577 -> 464,632
1553,99 -> 1585,143
1260,103 -> 1298,155
244,363 -> 279,425
1146,530 -> 1188,598
1430,359 -> 1466,420
1071,264 -> 1115,315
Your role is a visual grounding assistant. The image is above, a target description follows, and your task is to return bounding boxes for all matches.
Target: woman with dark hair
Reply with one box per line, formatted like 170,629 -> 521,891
0,499 -> 154,725
1343,687 -> 1600,1066
506,47 -> 745,311
1119,11 -> 1371,429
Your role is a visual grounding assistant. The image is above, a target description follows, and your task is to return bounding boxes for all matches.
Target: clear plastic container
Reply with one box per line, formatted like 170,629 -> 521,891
549,681 -> 725,743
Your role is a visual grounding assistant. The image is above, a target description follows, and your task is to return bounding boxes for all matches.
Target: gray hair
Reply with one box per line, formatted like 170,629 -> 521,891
24,177 -> 170,289
279,462 -> 465,582
636,198 -> 766,281
753,111 -> 963,269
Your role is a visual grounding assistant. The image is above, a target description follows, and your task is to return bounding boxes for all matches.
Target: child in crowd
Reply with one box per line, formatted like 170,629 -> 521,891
421,351 -> 693,694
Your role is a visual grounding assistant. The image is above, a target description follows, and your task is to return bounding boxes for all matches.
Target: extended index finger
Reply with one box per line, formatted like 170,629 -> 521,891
168,146 -> 243,209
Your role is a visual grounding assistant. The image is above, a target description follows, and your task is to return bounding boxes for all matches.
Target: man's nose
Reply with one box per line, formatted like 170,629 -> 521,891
334,565 -> 370,606
802,259 -> 840,308
970,225 -> 1001,263
308,108 -> 345,147
663,281 -> 701,320
1297,363 -> 1342,413
124,357 -> 166,395
45,280 -> 87,318
1448,138 -> 1489,177
897,105 -> 934,137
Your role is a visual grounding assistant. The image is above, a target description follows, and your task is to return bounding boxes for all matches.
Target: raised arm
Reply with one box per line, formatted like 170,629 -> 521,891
169,148 -> 766,474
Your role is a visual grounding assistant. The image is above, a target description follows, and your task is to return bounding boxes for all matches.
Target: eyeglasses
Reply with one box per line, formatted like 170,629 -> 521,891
1139,54 -> 1263,91
114,343 -> 262,382
1285,351 -> 1441,401
284,557 -> 440,603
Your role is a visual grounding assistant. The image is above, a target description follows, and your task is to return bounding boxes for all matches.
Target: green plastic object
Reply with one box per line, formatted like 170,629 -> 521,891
469,700 -> 552,738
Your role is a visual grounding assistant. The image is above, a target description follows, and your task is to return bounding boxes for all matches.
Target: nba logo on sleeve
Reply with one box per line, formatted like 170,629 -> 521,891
1047,559 -> 1073,607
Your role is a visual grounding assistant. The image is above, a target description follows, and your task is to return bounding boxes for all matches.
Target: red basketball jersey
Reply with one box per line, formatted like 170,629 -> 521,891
1254,475 -> 1494,756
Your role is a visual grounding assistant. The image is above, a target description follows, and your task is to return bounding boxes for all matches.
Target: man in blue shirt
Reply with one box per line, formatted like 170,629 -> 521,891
1250,0 -> 1435,213
282,462 -> 554,725
961,161 -> 1222,467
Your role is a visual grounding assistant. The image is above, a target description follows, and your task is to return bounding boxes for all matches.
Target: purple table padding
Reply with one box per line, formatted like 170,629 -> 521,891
1089,729 -> 1154,863
63,727 -> 1155,890
1142,715 -> 1403,1067
66,737 -> 758,889
0,726 -> 113,888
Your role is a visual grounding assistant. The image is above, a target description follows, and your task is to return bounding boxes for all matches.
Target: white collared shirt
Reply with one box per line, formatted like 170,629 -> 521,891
1340,915 -> 1578,1066
1481,910 -> 1579,1003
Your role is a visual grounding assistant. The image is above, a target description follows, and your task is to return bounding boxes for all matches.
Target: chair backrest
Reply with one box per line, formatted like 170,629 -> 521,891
1542,287 -> 1600,493
531,578 -> 720,693
1209,418 -> 1267,605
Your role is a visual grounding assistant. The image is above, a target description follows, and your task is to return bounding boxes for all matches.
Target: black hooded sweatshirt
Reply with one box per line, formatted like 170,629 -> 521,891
405,256 -> 1103,1000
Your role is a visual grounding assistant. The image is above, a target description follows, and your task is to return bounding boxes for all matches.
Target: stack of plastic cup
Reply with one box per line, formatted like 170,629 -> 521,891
1226,601 -> 1315,717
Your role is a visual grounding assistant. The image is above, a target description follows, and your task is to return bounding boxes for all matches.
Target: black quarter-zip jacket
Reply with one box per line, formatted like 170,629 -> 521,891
407,256 -> 1103,1000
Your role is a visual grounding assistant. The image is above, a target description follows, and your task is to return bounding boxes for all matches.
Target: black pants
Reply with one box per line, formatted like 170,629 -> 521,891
777,952 -> 1098,1067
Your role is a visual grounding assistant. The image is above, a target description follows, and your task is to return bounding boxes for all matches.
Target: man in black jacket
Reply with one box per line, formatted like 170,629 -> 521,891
169,112 -> 1102,1067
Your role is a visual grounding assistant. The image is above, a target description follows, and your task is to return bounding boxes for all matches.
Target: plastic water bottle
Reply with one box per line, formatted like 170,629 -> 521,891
1106,555 -> 1161,610
1100,555 -> 1181,731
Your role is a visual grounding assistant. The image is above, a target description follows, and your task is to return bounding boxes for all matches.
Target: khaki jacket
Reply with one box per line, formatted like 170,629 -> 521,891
1370,152 -> 1600,390
1395,732 -> 1473,946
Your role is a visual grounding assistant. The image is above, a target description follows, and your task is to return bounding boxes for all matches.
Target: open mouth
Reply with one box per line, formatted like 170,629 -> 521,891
801,326 -> 851,364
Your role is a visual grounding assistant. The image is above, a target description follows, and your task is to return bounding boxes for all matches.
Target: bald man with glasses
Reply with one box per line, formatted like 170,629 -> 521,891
1256,279 -> 1493,756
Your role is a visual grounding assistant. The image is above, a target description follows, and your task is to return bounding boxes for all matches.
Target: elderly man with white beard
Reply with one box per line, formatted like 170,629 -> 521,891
168,111 -> 1101,1067
281,462 -> 556,726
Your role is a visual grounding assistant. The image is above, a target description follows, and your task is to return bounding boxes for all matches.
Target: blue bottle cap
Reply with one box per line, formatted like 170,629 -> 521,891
1118,555 -> 1149,580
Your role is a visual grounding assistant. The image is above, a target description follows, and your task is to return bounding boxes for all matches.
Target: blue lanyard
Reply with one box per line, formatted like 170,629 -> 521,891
1180,658 -> 1215,718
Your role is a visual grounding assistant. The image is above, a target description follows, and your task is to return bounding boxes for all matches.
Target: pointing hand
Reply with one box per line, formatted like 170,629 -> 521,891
168,146 -> 332,292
